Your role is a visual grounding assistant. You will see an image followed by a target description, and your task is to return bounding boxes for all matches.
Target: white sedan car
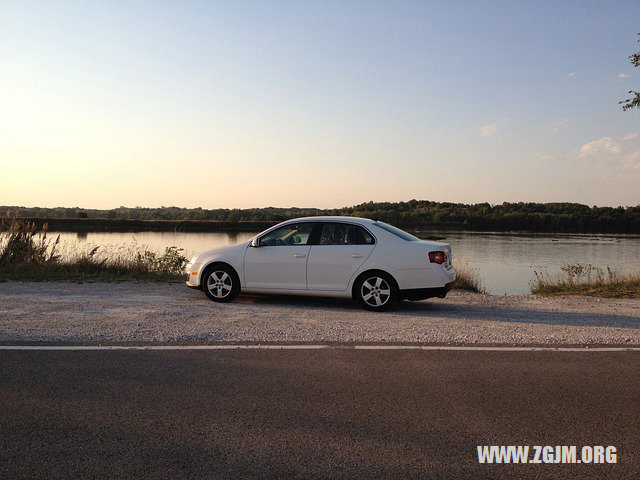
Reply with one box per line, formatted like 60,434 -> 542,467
186,216 -> 455,311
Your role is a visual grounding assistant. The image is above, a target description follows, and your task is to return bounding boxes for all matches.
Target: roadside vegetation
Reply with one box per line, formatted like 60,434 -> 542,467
0,215 -> 187,282
532,264 -> 640,298
452,259 -> 485,293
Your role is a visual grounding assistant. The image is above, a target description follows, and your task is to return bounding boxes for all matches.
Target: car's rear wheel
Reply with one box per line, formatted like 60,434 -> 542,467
202,264 -> 240,302
355,272 -> 397,311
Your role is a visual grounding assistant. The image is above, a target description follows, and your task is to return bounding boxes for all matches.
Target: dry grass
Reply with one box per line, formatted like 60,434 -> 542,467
452,259 -> 485,293
0,214 -> 187,282
532,263 -> 640,298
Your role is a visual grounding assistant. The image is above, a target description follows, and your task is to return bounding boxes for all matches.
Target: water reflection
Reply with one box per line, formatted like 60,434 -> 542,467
227,231 -> 239,245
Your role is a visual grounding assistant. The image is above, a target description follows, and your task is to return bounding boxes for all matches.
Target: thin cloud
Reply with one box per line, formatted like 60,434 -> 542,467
479,123 -> 498,137
623,149 -> 640,171
567,73 -> 576,78
576,134 -> 640,174
478,119 -> 507,139
545,118 -> 569,133
617,73 -> 630,78
578,137 -> 621,158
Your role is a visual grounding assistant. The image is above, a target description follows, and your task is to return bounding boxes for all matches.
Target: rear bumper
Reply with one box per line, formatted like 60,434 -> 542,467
393,265 -> 456,291
400,280 -> 455,301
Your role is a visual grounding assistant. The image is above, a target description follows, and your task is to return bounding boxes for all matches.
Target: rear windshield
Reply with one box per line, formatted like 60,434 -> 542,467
374,222 -> 419,241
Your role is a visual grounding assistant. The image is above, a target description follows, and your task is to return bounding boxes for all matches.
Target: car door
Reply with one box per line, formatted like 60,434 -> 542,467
306,223 -> 376,291
244,222 -> 319,290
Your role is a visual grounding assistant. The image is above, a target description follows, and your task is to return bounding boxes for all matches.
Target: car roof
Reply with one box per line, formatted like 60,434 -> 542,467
281,216 -> 376,225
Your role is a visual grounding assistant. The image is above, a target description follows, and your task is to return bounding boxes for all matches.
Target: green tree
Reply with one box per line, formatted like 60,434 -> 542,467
620,33 -> 640,111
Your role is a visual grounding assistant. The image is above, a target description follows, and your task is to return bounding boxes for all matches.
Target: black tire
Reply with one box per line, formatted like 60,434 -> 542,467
202,264 -> 240,303
354,271 -> 398,311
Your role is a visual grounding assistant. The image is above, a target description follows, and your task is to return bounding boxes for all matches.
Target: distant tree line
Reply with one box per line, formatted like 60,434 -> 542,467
3,200 -> 640,234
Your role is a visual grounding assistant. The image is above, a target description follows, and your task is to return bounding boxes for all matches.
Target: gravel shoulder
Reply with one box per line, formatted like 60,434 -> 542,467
1,281 -> 639,346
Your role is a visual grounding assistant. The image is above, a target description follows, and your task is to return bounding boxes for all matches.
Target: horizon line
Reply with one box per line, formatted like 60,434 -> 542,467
2,199 -> 640,211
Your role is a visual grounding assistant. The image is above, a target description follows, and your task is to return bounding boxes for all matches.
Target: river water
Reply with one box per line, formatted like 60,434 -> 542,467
49,230 -> 640,295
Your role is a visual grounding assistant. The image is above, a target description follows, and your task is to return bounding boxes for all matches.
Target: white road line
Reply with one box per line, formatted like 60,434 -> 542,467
0,345 -> 639,352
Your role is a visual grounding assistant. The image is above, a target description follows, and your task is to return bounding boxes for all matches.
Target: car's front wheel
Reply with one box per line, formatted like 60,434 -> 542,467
354,272 -> 397,311
202,264 -> 240,302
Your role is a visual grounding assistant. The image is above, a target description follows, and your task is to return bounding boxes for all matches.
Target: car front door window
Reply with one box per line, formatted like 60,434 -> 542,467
259,223 -> 315,246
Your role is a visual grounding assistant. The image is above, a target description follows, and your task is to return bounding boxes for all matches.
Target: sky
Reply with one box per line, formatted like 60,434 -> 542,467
1,0 -> 639,209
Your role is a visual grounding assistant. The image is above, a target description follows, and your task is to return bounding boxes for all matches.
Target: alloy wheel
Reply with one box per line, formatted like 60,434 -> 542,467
207,270 -> 233,299
360,276 -> 391,307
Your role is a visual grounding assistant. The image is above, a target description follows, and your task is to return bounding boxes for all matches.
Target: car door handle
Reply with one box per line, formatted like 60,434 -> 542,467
293,253 -> 306,258
351,254 -> 364,258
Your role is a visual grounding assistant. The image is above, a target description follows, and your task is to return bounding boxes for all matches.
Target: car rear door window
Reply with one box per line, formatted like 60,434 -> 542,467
318,223 -> 375,245
355,226 -> 375,245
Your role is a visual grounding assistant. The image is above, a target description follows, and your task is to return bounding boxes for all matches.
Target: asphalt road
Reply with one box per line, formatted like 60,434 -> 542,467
1,349 -> 639,479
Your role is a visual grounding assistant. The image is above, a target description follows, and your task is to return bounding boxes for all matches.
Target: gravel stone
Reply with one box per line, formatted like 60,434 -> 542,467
0,282 -> 639,345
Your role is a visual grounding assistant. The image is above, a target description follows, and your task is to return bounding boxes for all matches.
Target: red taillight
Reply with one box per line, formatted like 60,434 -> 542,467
428,251 -> 447,264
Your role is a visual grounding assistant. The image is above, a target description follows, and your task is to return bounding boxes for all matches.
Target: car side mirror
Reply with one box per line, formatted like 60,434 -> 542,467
250,238 -> 260,247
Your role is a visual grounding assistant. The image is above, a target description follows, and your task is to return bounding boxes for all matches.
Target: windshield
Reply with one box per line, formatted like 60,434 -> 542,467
374,222 -> 420,241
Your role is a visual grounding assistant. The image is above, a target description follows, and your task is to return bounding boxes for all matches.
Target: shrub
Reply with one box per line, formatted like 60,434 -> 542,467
0,213 -> 59,266
532,263 -> 640,298
452,259 -> 485,293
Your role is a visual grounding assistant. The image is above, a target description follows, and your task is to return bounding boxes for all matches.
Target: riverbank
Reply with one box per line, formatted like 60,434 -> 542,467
2,282 -> 639,346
